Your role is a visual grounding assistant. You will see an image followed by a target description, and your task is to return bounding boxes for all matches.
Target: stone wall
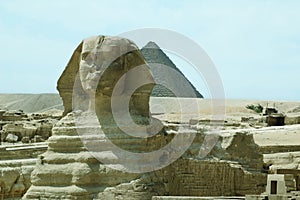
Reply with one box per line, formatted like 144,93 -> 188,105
156,159 -> 266,196
96,158 -> 266,199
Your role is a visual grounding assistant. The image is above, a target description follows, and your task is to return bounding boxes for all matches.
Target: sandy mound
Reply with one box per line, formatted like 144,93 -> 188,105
0,93 -> 63,113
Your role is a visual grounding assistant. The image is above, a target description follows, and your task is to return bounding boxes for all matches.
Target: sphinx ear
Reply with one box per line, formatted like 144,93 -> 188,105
57,41 -> 83,116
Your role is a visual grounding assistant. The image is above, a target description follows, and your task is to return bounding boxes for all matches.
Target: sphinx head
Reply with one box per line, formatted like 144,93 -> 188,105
58,35 -> 155,120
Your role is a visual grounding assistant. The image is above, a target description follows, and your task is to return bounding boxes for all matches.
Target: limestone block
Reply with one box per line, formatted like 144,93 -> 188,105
5,133 -> 18,142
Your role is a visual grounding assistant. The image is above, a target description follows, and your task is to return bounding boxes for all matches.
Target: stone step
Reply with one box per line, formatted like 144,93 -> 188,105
6,144 -> 47,151
0,158 -> 36,167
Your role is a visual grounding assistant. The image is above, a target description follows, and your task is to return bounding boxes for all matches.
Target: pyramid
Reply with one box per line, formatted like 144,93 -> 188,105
141,42 -> 203,98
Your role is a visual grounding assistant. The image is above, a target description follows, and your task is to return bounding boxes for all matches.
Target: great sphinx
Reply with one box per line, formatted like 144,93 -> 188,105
22,35 -> 168,199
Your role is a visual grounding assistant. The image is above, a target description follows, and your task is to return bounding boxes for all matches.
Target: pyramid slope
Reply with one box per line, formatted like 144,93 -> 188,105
141,42 -> 203,98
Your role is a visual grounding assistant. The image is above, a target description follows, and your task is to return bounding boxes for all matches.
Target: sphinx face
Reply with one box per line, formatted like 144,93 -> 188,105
79,36 -> 103,96
61,35 -> 155,119
79,37 -> 133,96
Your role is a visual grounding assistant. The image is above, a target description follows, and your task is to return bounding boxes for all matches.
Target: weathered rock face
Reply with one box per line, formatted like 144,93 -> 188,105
208,132 -> 264,171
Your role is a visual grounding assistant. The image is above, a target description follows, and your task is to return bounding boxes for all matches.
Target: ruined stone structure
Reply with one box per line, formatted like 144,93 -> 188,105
0,110 -> 58,199
22,35 -> 268,199
0,110 -> 59,144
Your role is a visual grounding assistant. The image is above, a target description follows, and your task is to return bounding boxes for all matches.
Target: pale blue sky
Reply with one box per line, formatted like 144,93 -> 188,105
0,0 -> 299,100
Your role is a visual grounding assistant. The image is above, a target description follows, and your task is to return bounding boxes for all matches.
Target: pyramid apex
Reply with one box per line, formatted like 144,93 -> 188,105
142,41 -> 161,49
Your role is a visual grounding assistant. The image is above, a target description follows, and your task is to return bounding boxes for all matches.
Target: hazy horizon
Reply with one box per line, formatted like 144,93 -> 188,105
0,93 -> 298,102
